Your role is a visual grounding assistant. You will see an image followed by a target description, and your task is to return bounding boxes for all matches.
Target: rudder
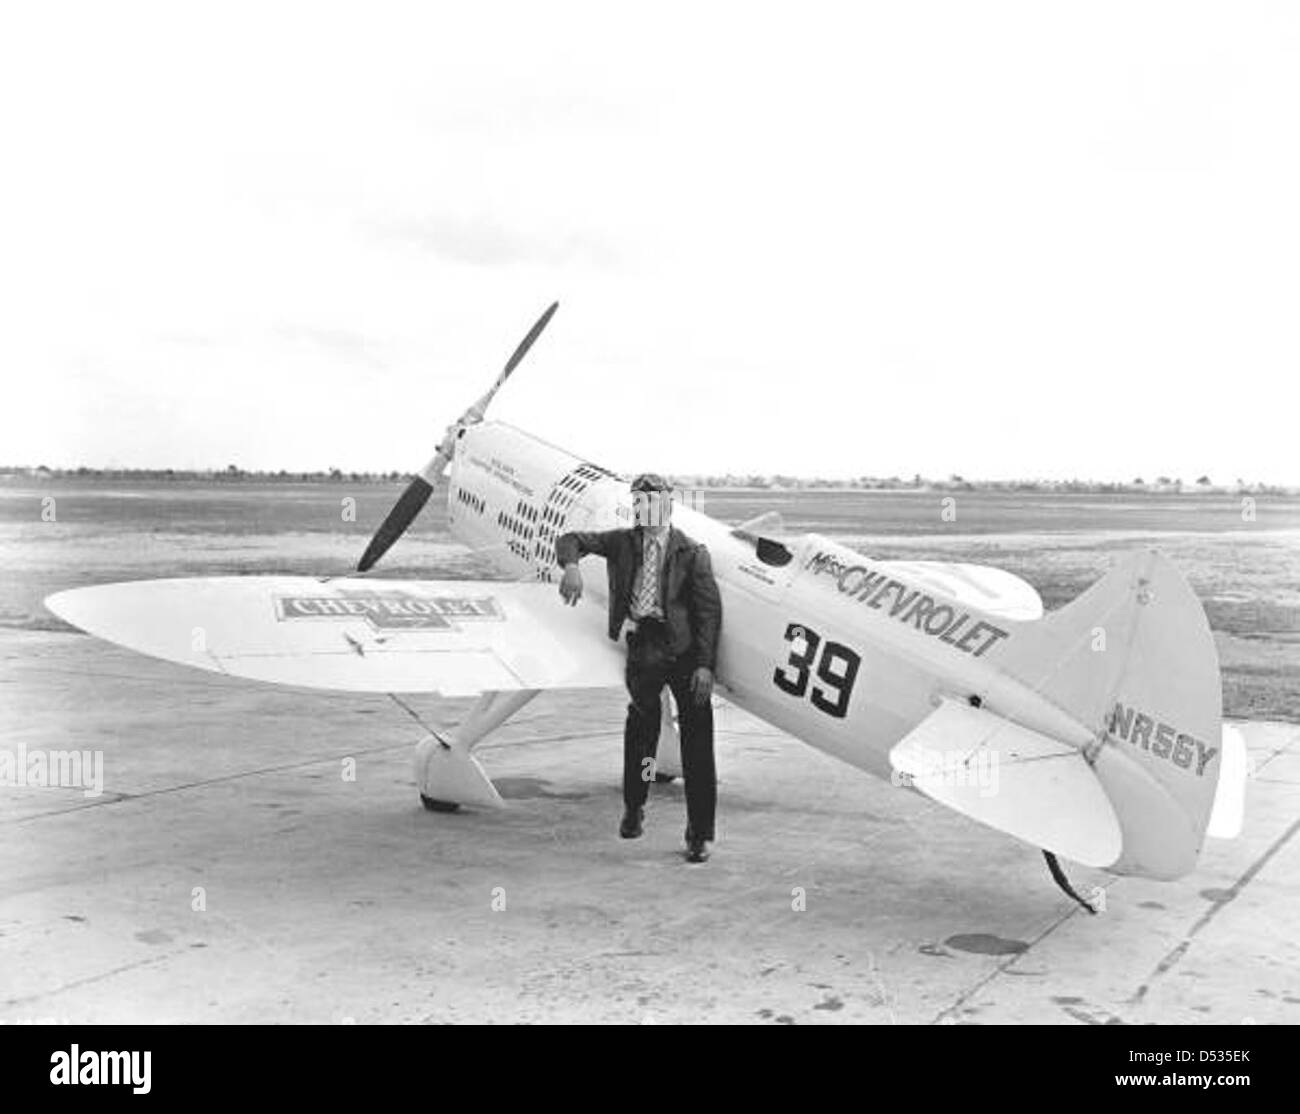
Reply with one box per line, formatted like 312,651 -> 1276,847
996,550 -> 1223,879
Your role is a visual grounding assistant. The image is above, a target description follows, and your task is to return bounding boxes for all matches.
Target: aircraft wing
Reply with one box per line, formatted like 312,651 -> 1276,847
46,576 -> 624,696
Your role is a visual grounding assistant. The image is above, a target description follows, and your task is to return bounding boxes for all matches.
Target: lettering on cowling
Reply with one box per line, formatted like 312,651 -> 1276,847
804,551 -> 1010,658
467,453 -> 536,498
1106,701 -> 1218,777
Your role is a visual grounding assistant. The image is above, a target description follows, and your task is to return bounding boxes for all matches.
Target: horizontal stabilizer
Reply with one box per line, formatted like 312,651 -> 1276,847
890,698 -> 1123,868
1206,724 -> 1249,839
876,560 -> 1043,621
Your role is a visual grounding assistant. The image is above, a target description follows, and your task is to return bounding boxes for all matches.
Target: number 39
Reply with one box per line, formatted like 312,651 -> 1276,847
772,622 -> 861,718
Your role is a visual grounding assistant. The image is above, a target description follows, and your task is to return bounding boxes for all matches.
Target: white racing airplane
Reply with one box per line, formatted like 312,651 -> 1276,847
46,304 -> 1250,907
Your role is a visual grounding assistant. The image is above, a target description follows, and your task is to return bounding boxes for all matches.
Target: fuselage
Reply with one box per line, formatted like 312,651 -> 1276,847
445,421 -> 1047,784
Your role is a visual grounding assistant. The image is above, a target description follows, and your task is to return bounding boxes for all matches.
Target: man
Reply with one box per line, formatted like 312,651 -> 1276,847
555,473 -> 722,863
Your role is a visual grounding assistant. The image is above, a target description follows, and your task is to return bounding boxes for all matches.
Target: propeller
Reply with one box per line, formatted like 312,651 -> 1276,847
356,301 -> 559,573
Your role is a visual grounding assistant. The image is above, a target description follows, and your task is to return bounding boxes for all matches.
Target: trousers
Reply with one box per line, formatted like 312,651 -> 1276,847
622,618 -> 716,841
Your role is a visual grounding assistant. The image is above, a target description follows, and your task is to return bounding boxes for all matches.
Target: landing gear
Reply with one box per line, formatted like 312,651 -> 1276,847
1043,850 -> 1099,914
653,688 -> 684,782
414,689 -> 540,811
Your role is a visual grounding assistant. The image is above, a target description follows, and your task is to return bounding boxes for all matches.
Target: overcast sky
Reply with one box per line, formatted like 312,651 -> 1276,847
3,2 -> 1297,482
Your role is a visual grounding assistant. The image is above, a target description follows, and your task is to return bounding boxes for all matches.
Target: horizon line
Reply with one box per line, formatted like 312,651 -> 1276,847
3,465 -> 1296,495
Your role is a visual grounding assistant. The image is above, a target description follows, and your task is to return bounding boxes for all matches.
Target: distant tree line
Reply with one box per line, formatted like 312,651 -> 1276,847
1,465 -> 413,483
666,473 -> 1294,495
3,464 -> 1294,495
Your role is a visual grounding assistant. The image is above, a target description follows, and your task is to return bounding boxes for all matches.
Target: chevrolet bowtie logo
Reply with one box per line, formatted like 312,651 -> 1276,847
274,590 -> 504,631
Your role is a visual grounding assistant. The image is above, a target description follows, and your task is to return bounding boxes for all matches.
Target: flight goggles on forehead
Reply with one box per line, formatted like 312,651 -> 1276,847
630,473 -> 673,494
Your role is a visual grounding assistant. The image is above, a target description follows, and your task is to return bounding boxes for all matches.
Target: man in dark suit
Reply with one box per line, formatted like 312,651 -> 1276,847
555,473 -> 722,863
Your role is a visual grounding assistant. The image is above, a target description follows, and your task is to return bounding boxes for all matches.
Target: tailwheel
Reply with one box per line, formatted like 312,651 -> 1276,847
421,794 -> 461,813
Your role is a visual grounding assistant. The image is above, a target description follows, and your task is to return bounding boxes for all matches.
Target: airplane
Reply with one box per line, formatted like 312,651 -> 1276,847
45,303 -> 1250,907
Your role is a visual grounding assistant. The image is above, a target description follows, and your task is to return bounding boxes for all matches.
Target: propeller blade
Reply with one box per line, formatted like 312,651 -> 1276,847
501,300 -> 558,387
466,300 -> 559,422
357,475 -> 435,573
355,302 -> 559,573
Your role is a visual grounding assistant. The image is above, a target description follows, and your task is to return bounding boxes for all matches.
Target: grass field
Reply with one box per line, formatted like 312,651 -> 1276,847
3,480 -> 1297,721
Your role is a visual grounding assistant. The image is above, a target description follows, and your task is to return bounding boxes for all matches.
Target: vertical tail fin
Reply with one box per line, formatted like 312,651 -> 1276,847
997,550 -> 1223,879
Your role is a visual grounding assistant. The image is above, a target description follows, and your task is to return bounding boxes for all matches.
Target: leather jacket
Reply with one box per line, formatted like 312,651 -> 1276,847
555,525 -> 722,670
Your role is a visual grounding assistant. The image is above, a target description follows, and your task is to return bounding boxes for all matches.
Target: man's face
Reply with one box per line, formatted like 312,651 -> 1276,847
633,488 -> 672,531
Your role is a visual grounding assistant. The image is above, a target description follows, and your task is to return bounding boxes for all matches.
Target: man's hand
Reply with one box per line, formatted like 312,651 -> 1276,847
690,666 -> 714,706
559,564 -> 583,605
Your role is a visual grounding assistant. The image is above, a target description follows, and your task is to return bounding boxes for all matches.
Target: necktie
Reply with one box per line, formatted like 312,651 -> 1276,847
634,533 -> 661,616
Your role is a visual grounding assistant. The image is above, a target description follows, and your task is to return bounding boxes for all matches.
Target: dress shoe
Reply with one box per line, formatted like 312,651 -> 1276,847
620,806 -> 644,839
685,838 -> 710,863
684,823 -> 710,863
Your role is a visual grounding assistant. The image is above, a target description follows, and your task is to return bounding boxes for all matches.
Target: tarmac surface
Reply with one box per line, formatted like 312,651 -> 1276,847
2,626 -> 1297,1025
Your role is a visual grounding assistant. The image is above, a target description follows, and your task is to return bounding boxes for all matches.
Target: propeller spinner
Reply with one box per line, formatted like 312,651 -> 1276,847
356,301 -> 559,573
